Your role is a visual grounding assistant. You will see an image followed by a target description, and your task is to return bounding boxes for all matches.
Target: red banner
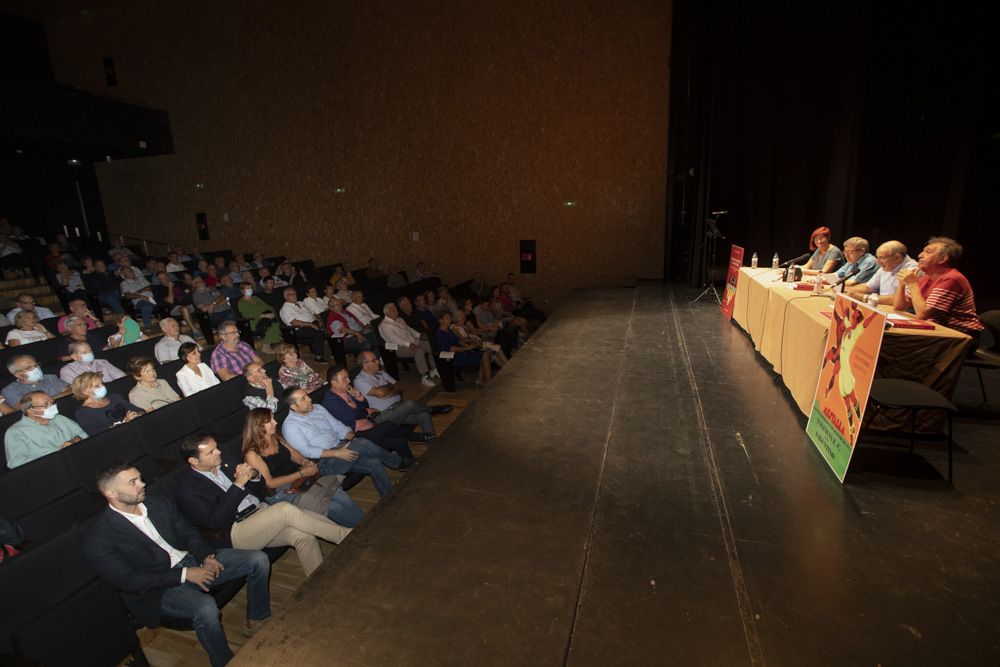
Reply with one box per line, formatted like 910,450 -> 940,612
720,244 -> 744,319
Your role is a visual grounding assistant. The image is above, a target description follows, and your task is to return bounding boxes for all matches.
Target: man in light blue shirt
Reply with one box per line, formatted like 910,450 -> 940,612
280,386 -> 404,496
835,237 -> 879,285
847,240 -> 918,305
2,355 -> 70,406
4,391 -> 87,468
353,352 -> 437,435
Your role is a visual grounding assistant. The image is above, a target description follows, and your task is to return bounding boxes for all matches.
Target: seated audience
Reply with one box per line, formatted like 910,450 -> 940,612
60,341 -> 126,383
154,317 -> 198,363
346,290 -> 380,329
894,236 -> 985,338
362,257 -> 384,281
353,351 -> 447,436
397,295 -> 427,334
413,293 -> 440,332
379,302 -> 438,387
327,264 -> 355,290
281,386 -> 405,496
453,311 -> 509,368
56,298 -> 101,333
82,259 -> 126,314
176,342 -> 222,396
85,461 -> 271,667
5,391 -> 87,468
119,266 -> 157,329
436,312 -> 492,385
164,251 -> 186,272
58,315 -> 110,361
326,297 -> 376,353
72,371 -> 144,435
323,365 -> 424,458
54,261 -> 87,300
331,277 -> 352,303
5,310 -> 55,346
275,261 -> 306,286
218,274 -> 242,303
242,360 -> 281,412
833,236 -> 878,285
256,276 -> 284,311
242,408 -> 365,528
6,292 -> 56,321
192,276 -> 236,330
210,321 -> 261,381
153,270 -> 201,338
3,355 -> 70,405
846,240 -> 917,304
128,356 -> 181,411
279,288 -> 327,363
275,343 -> 323,393
106,314 -> 146,349
236,285 -> 281,353
302,285 -> 329,316
173,433 -> 351,577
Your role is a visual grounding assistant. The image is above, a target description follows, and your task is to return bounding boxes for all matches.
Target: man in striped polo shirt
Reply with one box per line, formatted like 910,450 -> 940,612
894,236 -> 984,340
209,321 -> 262,381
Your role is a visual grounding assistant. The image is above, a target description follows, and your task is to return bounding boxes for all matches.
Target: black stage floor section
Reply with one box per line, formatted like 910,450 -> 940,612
238,283 -> 1000,666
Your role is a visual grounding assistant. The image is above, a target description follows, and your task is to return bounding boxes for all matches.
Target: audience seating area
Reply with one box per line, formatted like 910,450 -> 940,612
0,239 -> 540,666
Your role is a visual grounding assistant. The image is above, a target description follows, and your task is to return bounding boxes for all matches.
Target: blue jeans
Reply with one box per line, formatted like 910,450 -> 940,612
267,485 -> 365,528
374,399 -> 435,434
133,299 -> 156,328
98,290 -> 125,314
315,437 -> 400,496
159,549 -> 271,667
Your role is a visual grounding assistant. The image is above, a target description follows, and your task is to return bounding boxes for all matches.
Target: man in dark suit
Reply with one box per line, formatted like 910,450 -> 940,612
84,461 -> 271,667
172,433 -> 351,576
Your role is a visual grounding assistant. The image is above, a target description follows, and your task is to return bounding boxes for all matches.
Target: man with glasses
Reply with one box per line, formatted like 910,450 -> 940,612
4,391 -> 87,468
209,321 -> 261,381
846,240 -> 918,305
281,386 -> 406,496
191,276 -> 236,330
56,298 -> 101,333
2,355 -> 70,405
831,237 -> 879,286
6,293 -> 56,321
353,351 -> 450,437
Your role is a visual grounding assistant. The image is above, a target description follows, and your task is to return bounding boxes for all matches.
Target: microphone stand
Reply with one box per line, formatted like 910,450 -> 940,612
692,214 -> 726,304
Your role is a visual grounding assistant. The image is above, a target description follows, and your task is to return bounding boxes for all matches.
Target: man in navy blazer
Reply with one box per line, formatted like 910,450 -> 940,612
84,461 -> 271,667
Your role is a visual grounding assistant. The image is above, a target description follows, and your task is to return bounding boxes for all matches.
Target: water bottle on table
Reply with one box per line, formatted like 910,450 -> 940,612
751,252 -> 758,268
771,253 -> 780,269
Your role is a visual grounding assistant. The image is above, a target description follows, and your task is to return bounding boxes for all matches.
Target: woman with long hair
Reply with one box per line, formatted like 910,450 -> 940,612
241,408 -> 365,528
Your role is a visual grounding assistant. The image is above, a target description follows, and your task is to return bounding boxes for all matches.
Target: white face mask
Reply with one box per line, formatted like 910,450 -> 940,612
41,404 -> 59,420
25,367 -> 43,383
243,289 -> 254,297
81,352 -> 95,363
92,385 -> 108,399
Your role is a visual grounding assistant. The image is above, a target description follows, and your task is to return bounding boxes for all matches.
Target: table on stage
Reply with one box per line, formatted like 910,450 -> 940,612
731,267 -> 972,430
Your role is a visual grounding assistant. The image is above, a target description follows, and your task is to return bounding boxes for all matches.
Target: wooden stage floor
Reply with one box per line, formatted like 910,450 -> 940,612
230,283 -> 1000,666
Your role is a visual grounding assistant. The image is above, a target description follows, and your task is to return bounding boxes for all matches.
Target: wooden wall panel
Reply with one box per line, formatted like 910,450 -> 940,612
44,0 -> 670,308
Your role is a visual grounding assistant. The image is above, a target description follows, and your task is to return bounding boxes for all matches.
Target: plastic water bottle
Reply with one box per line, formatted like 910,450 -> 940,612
867,293 -> 879,308
750,252 -> 758,268
771,253 -> 780,269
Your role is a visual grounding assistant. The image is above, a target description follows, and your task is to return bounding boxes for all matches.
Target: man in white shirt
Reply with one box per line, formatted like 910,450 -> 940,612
85,461 -> 271,667
165,252 -> 187,273
155,317 -> 198,363
119,266 -> 157,329
346,290 -> 380,328
846,240 -> 919,305
378,303 -> 438,387
278,288 -> 327,362
6,293 -> 56,321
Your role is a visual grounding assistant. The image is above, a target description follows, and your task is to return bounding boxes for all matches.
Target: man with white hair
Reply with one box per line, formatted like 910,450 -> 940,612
378,302 -> 438,387
278,288 -> 327,363
847,240 -> 917,304
155,318 -> 199,363
6,293 -> 56,321
4,391 -> 87,468
2,355 -> 70,405
832,236 -> 879,286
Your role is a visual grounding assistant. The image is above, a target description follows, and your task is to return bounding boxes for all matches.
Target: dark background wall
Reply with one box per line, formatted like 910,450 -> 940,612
667,0 -> 999,303
32,0 -> 671,309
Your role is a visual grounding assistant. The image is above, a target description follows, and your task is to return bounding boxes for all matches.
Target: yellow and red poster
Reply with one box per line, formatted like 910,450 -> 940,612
806,294 -> 887,482
720,245 -> 744,320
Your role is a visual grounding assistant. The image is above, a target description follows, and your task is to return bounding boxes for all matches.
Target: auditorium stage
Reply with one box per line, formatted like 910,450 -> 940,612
236,283 -> 1000,666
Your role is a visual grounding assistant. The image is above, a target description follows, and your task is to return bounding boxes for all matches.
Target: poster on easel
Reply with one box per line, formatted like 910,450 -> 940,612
720,245 -> 744,320
805,294 -> 887,482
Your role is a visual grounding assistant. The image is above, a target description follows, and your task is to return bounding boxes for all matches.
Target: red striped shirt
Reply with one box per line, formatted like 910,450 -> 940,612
918,268 -> 983,335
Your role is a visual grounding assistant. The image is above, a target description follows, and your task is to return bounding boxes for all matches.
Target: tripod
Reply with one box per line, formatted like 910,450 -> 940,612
692,214 -> 726,304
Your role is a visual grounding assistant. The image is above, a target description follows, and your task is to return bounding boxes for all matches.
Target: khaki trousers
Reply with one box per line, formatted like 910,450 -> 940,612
230,502 -> 351,576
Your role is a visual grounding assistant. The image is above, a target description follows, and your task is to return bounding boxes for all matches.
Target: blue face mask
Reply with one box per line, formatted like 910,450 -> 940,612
25,367 -> 43,383
41,404 -> 59,420
81,352 -> 95,363
92,385 -> 108,399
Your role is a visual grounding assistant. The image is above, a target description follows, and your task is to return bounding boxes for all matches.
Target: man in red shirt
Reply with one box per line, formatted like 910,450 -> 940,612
894,236 -> 984,339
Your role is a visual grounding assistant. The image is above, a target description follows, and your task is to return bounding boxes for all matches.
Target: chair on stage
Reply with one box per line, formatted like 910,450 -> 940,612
864,379 -> 959,484
962,310 -> 1000,404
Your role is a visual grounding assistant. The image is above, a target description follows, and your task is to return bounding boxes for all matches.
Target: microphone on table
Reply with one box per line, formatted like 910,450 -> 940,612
710,209 -> 729,217
780,253 -> 811,268
824,266 -> 860,295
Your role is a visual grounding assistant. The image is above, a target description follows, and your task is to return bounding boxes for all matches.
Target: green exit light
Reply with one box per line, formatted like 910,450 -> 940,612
335,187 -> 346,194
563,201 -> 577,207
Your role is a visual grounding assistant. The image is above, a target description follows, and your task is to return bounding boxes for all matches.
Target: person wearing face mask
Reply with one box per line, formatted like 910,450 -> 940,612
2,355 -> 70,405
4,391 -> 87,468
236,284 -> 281,353
71,371 -> 144,436
59,341 -> 126,384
